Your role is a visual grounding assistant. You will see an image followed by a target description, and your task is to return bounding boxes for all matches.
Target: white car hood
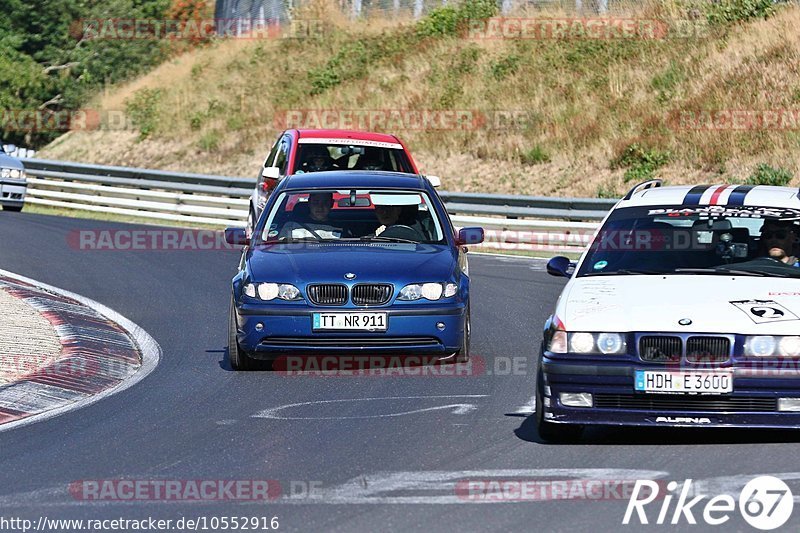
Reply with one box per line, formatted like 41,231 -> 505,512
558,275 -> 800,335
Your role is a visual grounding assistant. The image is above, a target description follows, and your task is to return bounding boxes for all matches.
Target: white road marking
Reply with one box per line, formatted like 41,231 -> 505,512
252,395 -> 488,420
0,269 -> 161,434
283,469 -> 669,504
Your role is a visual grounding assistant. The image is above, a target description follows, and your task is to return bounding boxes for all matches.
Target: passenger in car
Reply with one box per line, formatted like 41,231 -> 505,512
760,219 -> 800,266
371,201 -> 427,240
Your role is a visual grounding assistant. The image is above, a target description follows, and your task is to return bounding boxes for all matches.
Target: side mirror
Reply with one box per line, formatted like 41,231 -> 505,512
263,166 -> 280,180
425,175 -> 441,188
546,256 -> 573,278
457,227 -> 484,246
225,227 -> 249,246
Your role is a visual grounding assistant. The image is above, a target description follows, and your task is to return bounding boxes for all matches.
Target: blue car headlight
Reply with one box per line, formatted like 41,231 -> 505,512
398,282 -> 458,301
243,282 -> 303,301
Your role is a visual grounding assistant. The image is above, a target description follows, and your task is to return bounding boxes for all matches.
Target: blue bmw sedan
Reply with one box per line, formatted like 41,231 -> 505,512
225,171 -> 484,370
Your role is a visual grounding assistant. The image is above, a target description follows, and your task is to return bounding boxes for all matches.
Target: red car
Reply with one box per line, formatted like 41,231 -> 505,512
247,129 -> 426,235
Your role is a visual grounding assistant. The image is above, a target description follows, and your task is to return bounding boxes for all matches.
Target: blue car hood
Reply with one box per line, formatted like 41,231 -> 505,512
247,243 -> 457,284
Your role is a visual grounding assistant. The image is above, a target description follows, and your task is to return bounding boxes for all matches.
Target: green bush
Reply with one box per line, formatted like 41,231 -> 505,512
611,143 -> 670,182
416,0 -> 498,38
705,0 -> 776,25
125,88 -> 163,140
489,54 -> 519,81
521,145 -> 551,165
745,163 -> 793,186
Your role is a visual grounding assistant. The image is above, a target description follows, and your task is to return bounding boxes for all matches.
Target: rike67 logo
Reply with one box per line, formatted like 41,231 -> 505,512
624,476 -> 793,530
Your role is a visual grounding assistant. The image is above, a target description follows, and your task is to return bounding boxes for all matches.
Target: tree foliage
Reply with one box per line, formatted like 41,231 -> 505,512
0,0 -> 172,146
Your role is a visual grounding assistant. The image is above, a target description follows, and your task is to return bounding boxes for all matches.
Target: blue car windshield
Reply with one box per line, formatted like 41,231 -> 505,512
257,189 -> 446,244
576,205 -> 800,278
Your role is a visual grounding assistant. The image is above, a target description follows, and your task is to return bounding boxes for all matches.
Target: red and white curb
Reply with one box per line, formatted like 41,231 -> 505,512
0,269 -> 160,432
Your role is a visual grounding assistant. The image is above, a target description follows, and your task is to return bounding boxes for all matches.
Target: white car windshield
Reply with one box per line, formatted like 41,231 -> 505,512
577,205 -> 800,278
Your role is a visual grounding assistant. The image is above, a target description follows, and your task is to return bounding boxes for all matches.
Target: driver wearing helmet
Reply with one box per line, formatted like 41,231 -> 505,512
300,145 -> 334,173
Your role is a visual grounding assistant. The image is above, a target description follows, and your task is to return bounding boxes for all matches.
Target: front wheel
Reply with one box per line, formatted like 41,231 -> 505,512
228,299 -> 258,371
536,368 -> 583,443
453,305 -> 471,364
3,204 -> 23,212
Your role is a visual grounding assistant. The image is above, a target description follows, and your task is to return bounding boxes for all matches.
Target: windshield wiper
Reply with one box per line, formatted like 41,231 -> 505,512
359,235 -> 419,244
583,268 -> 663,277
670,267 -> 775,277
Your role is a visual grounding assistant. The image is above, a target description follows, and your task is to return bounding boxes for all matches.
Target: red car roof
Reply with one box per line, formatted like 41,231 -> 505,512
295,129 -> 401,143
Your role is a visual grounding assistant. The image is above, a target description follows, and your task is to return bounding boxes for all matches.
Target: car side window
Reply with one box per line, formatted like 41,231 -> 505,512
257,139 -> 282,187
274,138 -> 290,176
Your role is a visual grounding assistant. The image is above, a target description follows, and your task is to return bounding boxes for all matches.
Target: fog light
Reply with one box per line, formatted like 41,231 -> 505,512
436,322 -> 445,331
559,392 -> 593,408
778,398 -> 800,412
255,322 -> 264,332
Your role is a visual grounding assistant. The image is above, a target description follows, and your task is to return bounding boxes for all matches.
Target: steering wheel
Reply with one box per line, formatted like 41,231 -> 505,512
380,224 -> 424,241
297,222 -> 325,240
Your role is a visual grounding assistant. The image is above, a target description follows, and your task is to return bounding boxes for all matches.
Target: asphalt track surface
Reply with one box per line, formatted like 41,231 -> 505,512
2,211 -> 800,532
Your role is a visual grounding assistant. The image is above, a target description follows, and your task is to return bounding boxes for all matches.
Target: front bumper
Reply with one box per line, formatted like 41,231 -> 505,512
540,357 -> 800,429
0,179 -> 26,207
235,302 -> 466,358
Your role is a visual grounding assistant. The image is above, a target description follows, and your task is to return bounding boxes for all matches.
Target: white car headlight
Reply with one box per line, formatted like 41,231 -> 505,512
569,332 -> 595,353
398,282 -> 451,301
745,335 -> 777,357
548,332 -> 627,355
597,333 -> 625,355
744,335 -> 800,357
244,282 -> 302,301
780,336 -> 800,357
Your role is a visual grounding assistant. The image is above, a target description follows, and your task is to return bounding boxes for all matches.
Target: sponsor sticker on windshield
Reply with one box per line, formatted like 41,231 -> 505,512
647,206 -> 800,219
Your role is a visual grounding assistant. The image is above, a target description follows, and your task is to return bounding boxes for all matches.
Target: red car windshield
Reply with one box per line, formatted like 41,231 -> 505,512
294,144 -> 414,174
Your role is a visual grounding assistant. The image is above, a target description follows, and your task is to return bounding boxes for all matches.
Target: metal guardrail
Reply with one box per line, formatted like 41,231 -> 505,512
20,158 -> 611,254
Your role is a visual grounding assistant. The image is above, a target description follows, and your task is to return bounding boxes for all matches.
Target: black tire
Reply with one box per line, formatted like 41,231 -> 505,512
453,305 -> 471,364
228,299 -> 258,371
3,204 -> 23,212
536,368 -> 583,443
